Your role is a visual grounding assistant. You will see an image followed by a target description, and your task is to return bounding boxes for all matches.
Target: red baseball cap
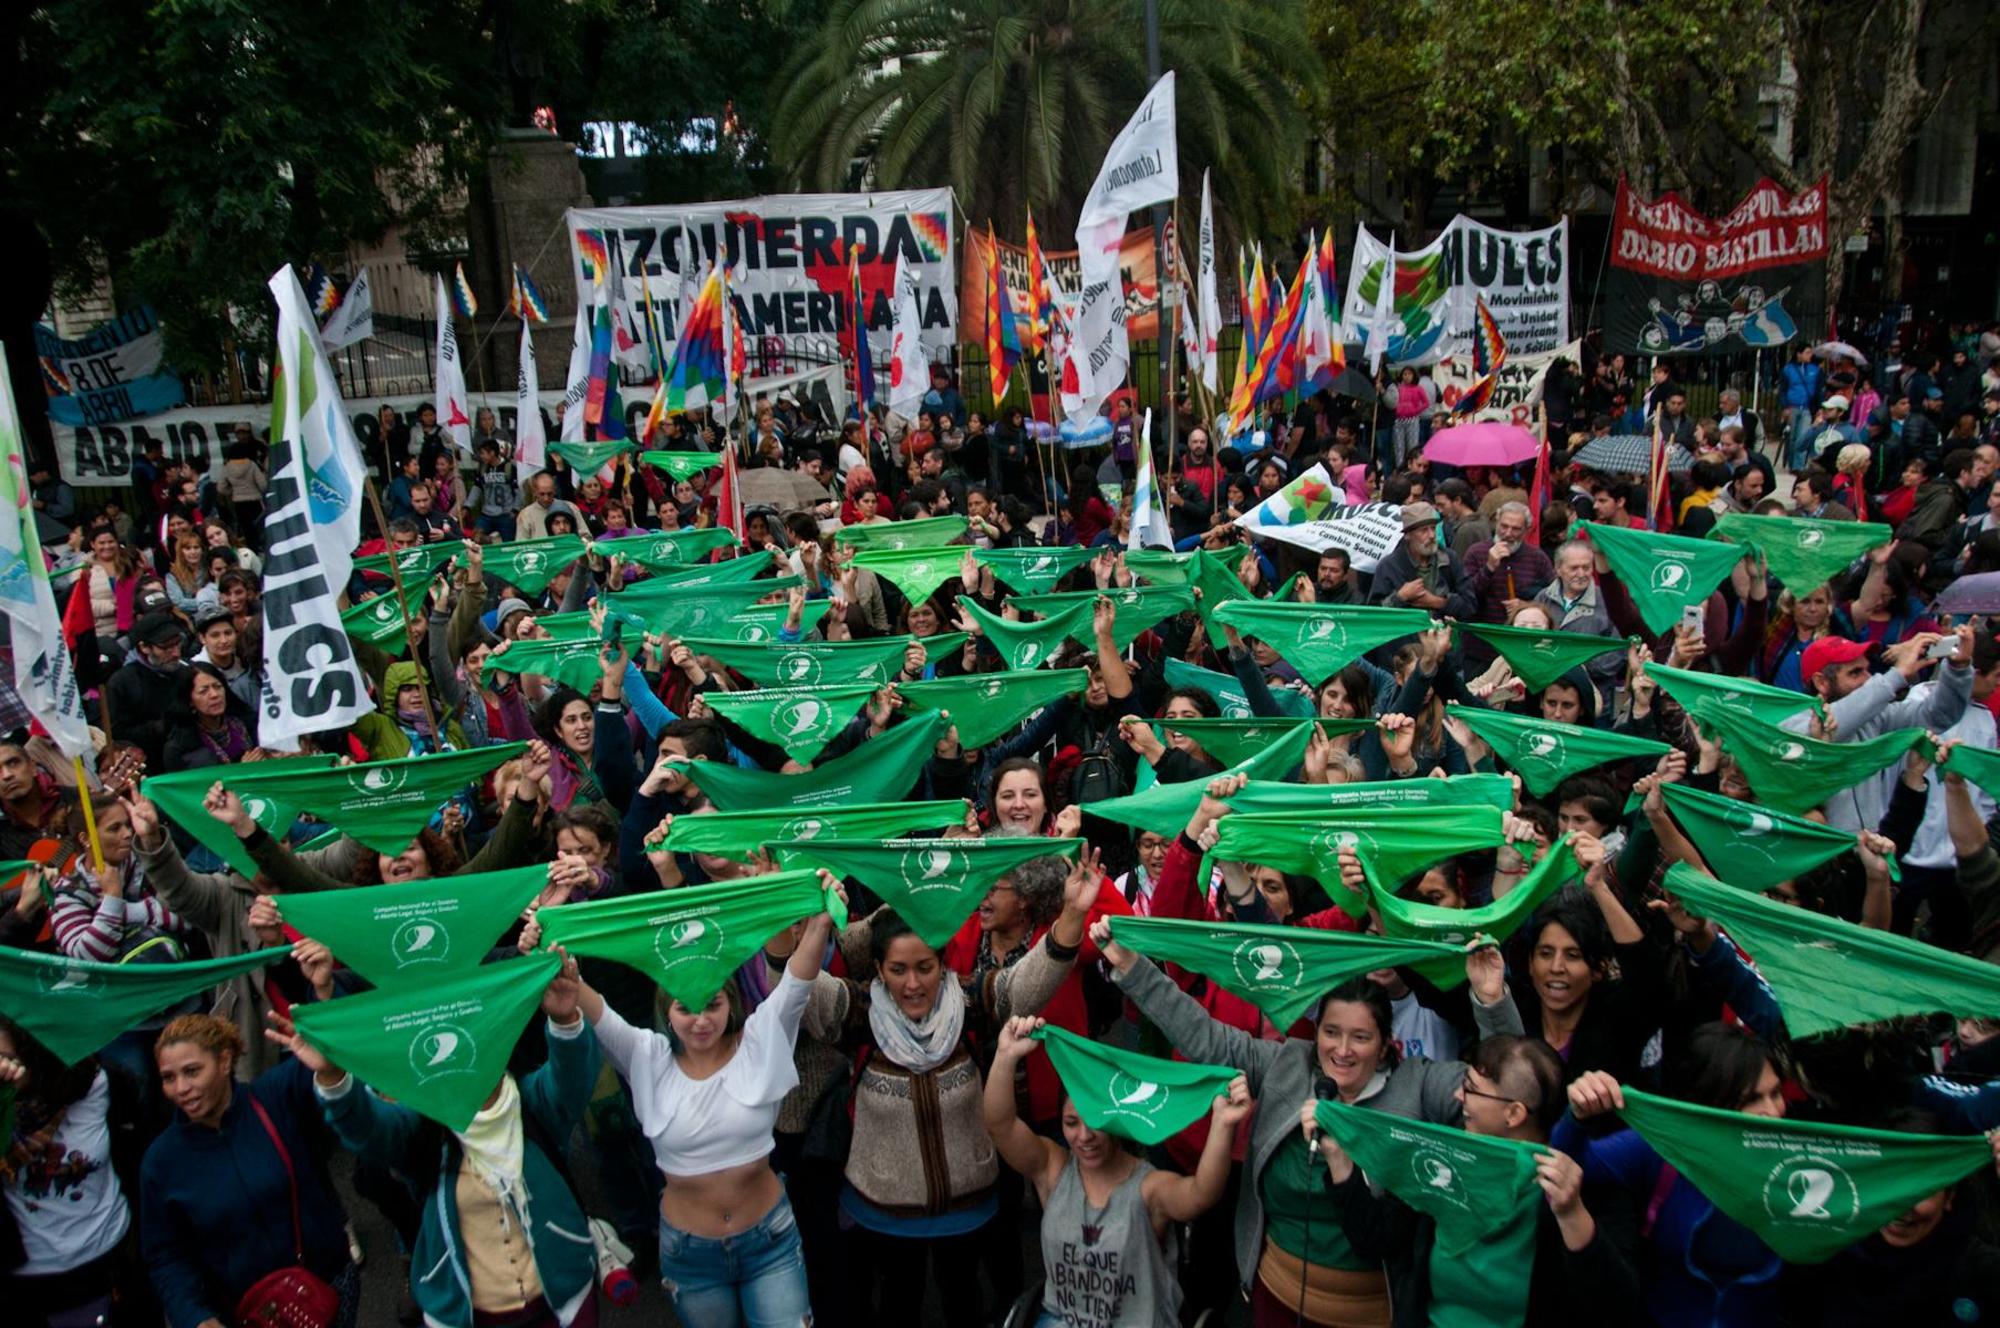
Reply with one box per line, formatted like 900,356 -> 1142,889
1800,637 -> 1870,681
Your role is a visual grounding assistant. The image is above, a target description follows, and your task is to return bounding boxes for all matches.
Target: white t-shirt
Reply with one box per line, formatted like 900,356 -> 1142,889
5,1070 -> 130,1274
1389,990 -> 1459,1065
592,970 -> 810,1176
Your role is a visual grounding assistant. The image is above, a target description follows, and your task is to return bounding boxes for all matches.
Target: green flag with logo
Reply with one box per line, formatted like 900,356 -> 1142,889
701,685 -> 879,764
1078,724 -> 1315,828
788,836 -> 1080,947
1122,548 -> 1199,584
668,712 -> 944,811
834,514 -> 968,551
1313,1101 -> 1545,1326
1447,705 -> 1672,797
973,546 -> 1099,594
1364,836 -> 1580,963
538,868 -> 847,1012
1210,601 -> 1432,685
1664,863 -> 2000,1035
1939,743 -> 2000,804
485,634 -> 608,691
1010,585 -> 1196,652
1161,657 -> 1314,719
1688,701 -> 1923,814
1581,521 -> 1746,636
1153,718 -> 1375,769
1644,661 -> 1820,728
899,669 -> 1087,750
639,449 -> 723,482
956,596 -> 1089,671
144,756 -> 341,877
342,581 -> 433,651
353,541 -> 462,582
533,606 -> 653,643
662,800 -> 970,862
483,535 -> 589,595
1711,512 -> 1892,594
274,865 -> 549,991
1454,622 -> 1626,692
1615,1085 -> 1991,1263
1107,917 -> 1468,1027
0,944 -> 290,1064
683,633 -> 963,687
851,546 -> 967,606
1212,806 -> 1513,917
1659,783 -> 1866,889
704,599 -> 830,643
1030,1025 -> 1236,1145
592,527 -> 740,571
603,577 -> 803,641
548,438 -> 635,474
198,745 -> 525,857
1223,774 -> 1519,817
625,548 -> 774,589
293,952 -> 559,1132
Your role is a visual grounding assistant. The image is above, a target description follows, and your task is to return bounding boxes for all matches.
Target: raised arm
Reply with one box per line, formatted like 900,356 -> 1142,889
1093,916 -> 1283,1094
1146,1074 -> 1253,1223
982,1016 -> 1068,1196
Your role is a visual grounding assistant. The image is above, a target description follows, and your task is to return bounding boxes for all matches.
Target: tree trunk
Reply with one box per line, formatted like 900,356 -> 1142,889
1881,176 -> 1906,303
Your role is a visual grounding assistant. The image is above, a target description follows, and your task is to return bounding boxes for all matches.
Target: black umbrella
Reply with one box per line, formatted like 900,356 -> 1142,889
1571,434 -> 1695,476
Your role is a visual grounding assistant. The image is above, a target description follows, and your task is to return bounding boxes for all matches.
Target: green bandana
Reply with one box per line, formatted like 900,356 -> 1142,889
533,607 -> 651,643
898,669 -> 1087,750
710,599 -> 831,643
0,944 -> 290,1064
662,800 -> 970,862
353,542 -> 462,582
973,546 -> 1099,594
483,535 -> 589,595
1446,705 -> 1672,797
1010,585 -> 1196,652
1615,1085 -> 1992,1263
1209,601 -> 1432,685
1581,520 -> 1746,635
538,868 -> 847,1011
203,745 -> 525,857
639,449 -> 723,482
956,596 -> 1089,671
274,865 -> 549,991
1121,548 -> 1198,584
1689,701 -> 1922,814
683,634 -> 964,687
293,952 -> 559,1132
1212,806 -> 1512,917
834,515 -> 968,551
1153,718 -> 1376,769
1223,773 -> 1519,817
1711,512 -> 1892,594
1663,863 -> 2000,1036
1106,917 -> 1468,1027
143,756 -> 341,878
628,549 -> 774,588
1161,657 -> 1314,719
1364,836 -> 1580,962
1644,661 -> 1820,728
548,438 -> 635,474
701,685 -> 879,764
1313,1101 -> 1545,1327
485,635 -> 608,691
1454,622 -> 1626,692
599,576 -> 801,641
788,836 -> 1080,947
850,546 -> 966,605
592,528 -> 741,571
342,582 -> 433,651
1659,783 -> 1869,890
1030,1025 -> 1236,1145
1079,724 -> 1315,830
669,711 -> 944,811
1126,547 -> 1256,649
1939,743 -> 2000,804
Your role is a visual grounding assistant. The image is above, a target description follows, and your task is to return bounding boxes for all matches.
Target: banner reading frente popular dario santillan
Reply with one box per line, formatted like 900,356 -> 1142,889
1604,175 -> 1828,357
565,190 -> 958,372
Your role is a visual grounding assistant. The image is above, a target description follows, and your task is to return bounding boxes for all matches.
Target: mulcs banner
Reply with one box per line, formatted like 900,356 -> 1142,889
1604,176 -> 1828,356
1342,217 -> 1570,366
35,307 -> 185,428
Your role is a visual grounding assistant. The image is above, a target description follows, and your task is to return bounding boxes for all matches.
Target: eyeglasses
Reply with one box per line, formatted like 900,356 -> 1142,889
1461,1070 -> 1530,1110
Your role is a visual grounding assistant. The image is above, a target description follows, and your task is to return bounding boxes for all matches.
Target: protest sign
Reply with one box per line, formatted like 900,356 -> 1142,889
34,306 -> 185,427
1434,339 -> 1582,427
1437,217 -> 1571,353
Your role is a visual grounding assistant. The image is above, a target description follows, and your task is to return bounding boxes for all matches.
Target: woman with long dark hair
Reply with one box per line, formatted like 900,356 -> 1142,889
163,663 -> 257,773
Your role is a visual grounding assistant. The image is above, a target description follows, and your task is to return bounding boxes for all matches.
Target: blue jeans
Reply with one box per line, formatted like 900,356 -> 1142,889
1787,408 -> 1815,469
657,1194 -> 811,1328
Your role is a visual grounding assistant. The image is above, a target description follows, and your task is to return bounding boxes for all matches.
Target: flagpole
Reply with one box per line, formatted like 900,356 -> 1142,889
362,478 -> 445,745
71,758 -> 105,874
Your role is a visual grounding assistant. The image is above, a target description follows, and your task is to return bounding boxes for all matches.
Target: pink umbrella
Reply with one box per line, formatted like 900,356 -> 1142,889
1421,420 -> 1543,467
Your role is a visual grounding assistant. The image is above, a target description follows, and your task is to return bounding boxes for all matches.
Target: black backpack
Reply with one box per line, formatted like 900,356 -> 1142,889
1070,723 -> 1129,807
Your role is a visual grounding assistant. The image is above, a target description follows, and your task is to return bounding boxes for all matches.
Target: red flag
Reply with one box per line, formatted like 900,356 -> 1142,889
1526,438 -> 1551,547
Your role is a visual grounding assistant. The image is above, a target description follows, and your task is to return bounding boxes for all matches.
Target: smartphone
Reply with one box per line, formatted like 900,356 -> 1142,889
1926,638 -> 1959,662
1680,605 -> 1704,632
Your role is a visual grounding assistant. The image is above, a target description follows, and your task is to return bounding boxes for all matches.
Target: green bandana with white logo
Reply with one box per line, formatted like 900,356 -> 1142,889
591,527 -> 741,571
482,535 -> 589,595
1160,657 -> 1315,719
1363,835 -> 1580,965
898,669 -> 1087,749
957,596 -> 1092,671
1209,601 -> 1432,685
1031,1024 -> 1236,1145
661,800 -> 970,863
701,684 -> 880,764
1446,705 -> 1672,797
1688,701 -> 1923,814
682,633 -> 965,687
1658,784 -> 1873,890
667,712 -> 944,811
639,450 -> 724,482
789,836 -> 1080,947
1581,520 -> 1745,635
850,545 -> 966,605
143,756 -> 342,878
485,634 -> 610,691
1453,622 -> 1626,692
274,865 -> 550,991
1643,660 -> 1820,728
1077,724 -> 1315,830
1211,805 -> 1516,917
833,514 -> 968,551
0,943 -> 290,1064
341,581 -> 433,651
1710,512 -> 1892,595
973,546 -> 1100,594
1009,584 -> 1196,652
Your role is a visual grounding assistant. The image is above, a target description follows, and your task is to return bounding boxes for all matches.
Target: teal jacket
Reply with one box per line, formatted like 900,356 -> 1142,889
317,1018 -> 600,1327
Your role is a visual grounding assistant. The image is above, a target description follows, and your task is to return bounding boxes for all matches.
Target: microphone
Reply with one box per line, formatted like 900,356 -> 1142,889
1306,1075 -> 1338,1156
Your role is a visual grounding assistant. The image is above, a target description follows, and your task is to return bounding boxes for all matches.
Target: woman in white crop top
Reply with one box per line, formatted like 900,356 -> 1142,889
571,871 -> 845,1328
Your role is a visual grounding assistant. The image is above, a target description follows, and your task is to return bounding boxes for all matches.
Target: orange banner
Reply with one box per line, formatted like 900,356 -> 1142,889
960,226 -> 1161,342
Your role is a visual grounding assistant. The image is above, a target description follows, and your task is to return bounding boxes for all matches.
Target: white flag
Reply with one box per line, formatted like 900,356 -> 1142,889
0,345 -> 90,758
260,266 -> 373,750
319,267 -> 375,351
433,274 -> 472,454
1126,409 -> 1172,551
887,256 -> 927,419
1364,236 -> 1397,375
1200,171 -> 1216,392
559,297 -> 589,444
514,322 -> 546,469
1071,73 -> 1180,421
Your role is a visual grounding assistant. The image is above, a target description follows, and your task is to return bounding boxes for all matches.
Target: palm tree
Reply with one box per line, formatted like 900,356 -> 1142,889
770,0 -> 1322,243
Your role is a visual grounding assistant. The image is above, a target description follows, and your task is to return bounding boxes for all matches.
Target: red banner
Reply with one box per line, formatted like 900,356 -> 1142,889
1610,176 -> 1829,281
